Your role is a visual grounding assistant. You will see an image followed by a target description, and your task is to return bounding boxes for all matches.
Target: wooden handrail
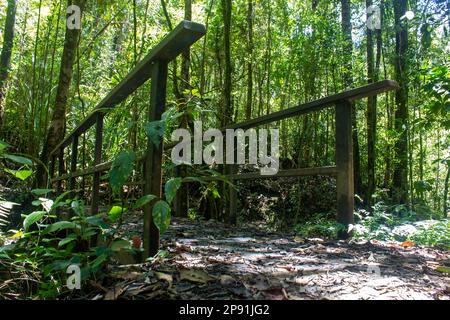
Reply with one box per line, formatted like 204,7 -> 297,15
227,80 -> 399,130
50,21 -> 206,156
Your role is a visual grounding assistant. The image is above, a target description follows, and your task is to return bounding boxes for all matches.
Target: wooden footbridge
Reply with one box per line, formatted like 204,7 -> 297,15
48,21 -> 399,259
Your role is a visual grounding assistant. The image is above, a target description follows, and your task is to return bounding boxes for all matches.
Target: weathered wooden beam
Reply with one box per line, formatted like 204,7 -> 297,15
143,61 -> 168,259
335,100 -> 354,238
50,21 -> 206,157
217,166 -> 339,181
91,114 -> 103,216
227,80 -> 399,131
51,151 -> 147,183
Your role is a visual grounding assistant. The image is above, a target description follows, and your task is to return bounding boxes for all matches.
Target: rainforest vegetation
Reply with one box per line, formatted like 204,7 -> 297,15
0,0 -> 449,300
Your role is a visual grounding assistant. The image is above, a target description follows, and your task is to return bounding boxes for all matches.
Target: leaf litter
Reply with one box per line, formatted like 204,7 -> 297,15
87,217 -> 449,300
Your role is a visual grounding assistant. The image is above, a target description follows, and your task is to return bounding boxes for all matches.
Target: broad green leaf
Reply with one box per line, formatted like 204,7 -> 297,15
31,189 -> 54,196
86,215 -> 109,229
58,234 -> 78,247
144,120 -> 165,148
152,200 -> 171,234
108,206 -> 126,222
5,169 -> 33,181
165,178 -> 182,204
133,194 -> 157,209
0,140 -> 10,152
44,221 -> 77,234
436,266 -> 450,274
23,211 -> 46,231
109,151 -> 136,195
48,260 -> 73,271
183,177 -> 206,184
90,254 -> 108,270
3,154 -> 33,165
111,239 -> 131,251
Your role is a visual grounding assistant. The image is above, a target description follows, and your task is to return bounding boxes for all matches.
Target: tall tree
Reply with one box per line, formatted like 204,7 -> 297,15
37,0 -> 86,186
341,0 -> 362,196
366,0 -> 377,208
174,0 -> 192,218
393,0 -> 409,204
0,0 -> 17,126
221,0 -> 233,127
245,0 -> 253,120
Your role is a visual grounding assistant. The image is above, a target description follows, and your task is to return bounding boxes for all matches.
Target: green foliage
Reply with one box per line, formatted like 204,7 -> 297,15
144,120 -> 166,148
152,200 -> 171,234
164,177 -> 182,205
294,213 -> 346,239
352,203 -> 449,249
0,193 -> 136,299
133,194 -> 157,209
108,151 -> 136,195
108,205 -> 126,222
0,140 -> 34,182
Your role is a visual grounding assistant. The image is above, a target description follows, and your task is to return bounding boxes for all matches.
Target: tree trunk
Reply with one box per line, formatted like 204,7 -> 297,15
174,0 -> 192,218
0,0 -> 17,126
221,0 -> 232,127
245,0 -> 253,121
393,0 -> 409,204
341,0 -> 362,196
444,161 -> 450,216
37,0 -> 86,187
366,0 -> 377,208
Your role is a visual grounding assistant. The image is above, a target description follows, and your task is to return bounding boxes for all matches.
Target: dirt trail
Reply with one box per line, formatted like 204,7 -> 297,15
97,218 -> 449,300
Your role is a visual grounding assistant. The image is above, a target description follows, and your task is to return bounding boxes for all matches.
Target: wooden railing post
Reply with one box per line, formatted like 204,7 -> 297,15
335,99 -> 354,238
228,138 -> 238,224
69,135 -> 78,193
91,113 -> 103,215
143,61 -> 168,259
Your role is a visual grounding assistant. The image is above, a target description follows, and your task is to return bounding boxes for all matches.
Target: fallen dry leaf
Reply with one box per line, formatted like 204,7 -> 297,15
400,241 -> 415,248
179,268 -> 215,284
155,271 -> 173,287
104,284 -> 127,300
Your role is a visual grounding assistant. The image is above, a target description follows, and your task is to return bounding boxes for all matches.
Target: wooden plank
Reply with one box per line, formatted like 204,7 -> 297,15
50,21 -> 206,156
91,114 -> 103,216
51,151 -> 147,183
335,100 -> 354,238
227,80 -> 399,131
218,166 -> 339,181
143,61 -> 168,259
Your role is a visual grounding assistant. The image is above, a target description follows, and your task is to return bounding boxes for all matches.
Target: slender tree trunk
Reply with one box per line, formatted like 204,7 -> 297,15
160,0 -> 182,100
37,0 -> 86,187
0,0 -> 17,126
341,0 -> 362,196
393,0 -> 409,204
245,0 -> 253,121
366,0 -> 378,208
221,0 -> 232,127
444,161 -> 450,216
174,0 -> 192,218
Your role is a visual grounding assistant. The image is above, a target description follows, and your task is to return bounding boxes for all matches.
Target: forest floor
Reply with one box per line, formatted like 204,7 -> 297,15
88,216 -> 450,300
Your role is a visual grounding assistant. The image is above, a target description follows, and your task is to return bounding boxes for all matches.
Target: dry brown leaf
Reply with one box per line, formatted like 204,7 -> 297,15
155,271 -> 173,287
400,241 -> 415,248
219,275 -> 235,286
179,268 -> 215,284
104,284 -> 127,300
